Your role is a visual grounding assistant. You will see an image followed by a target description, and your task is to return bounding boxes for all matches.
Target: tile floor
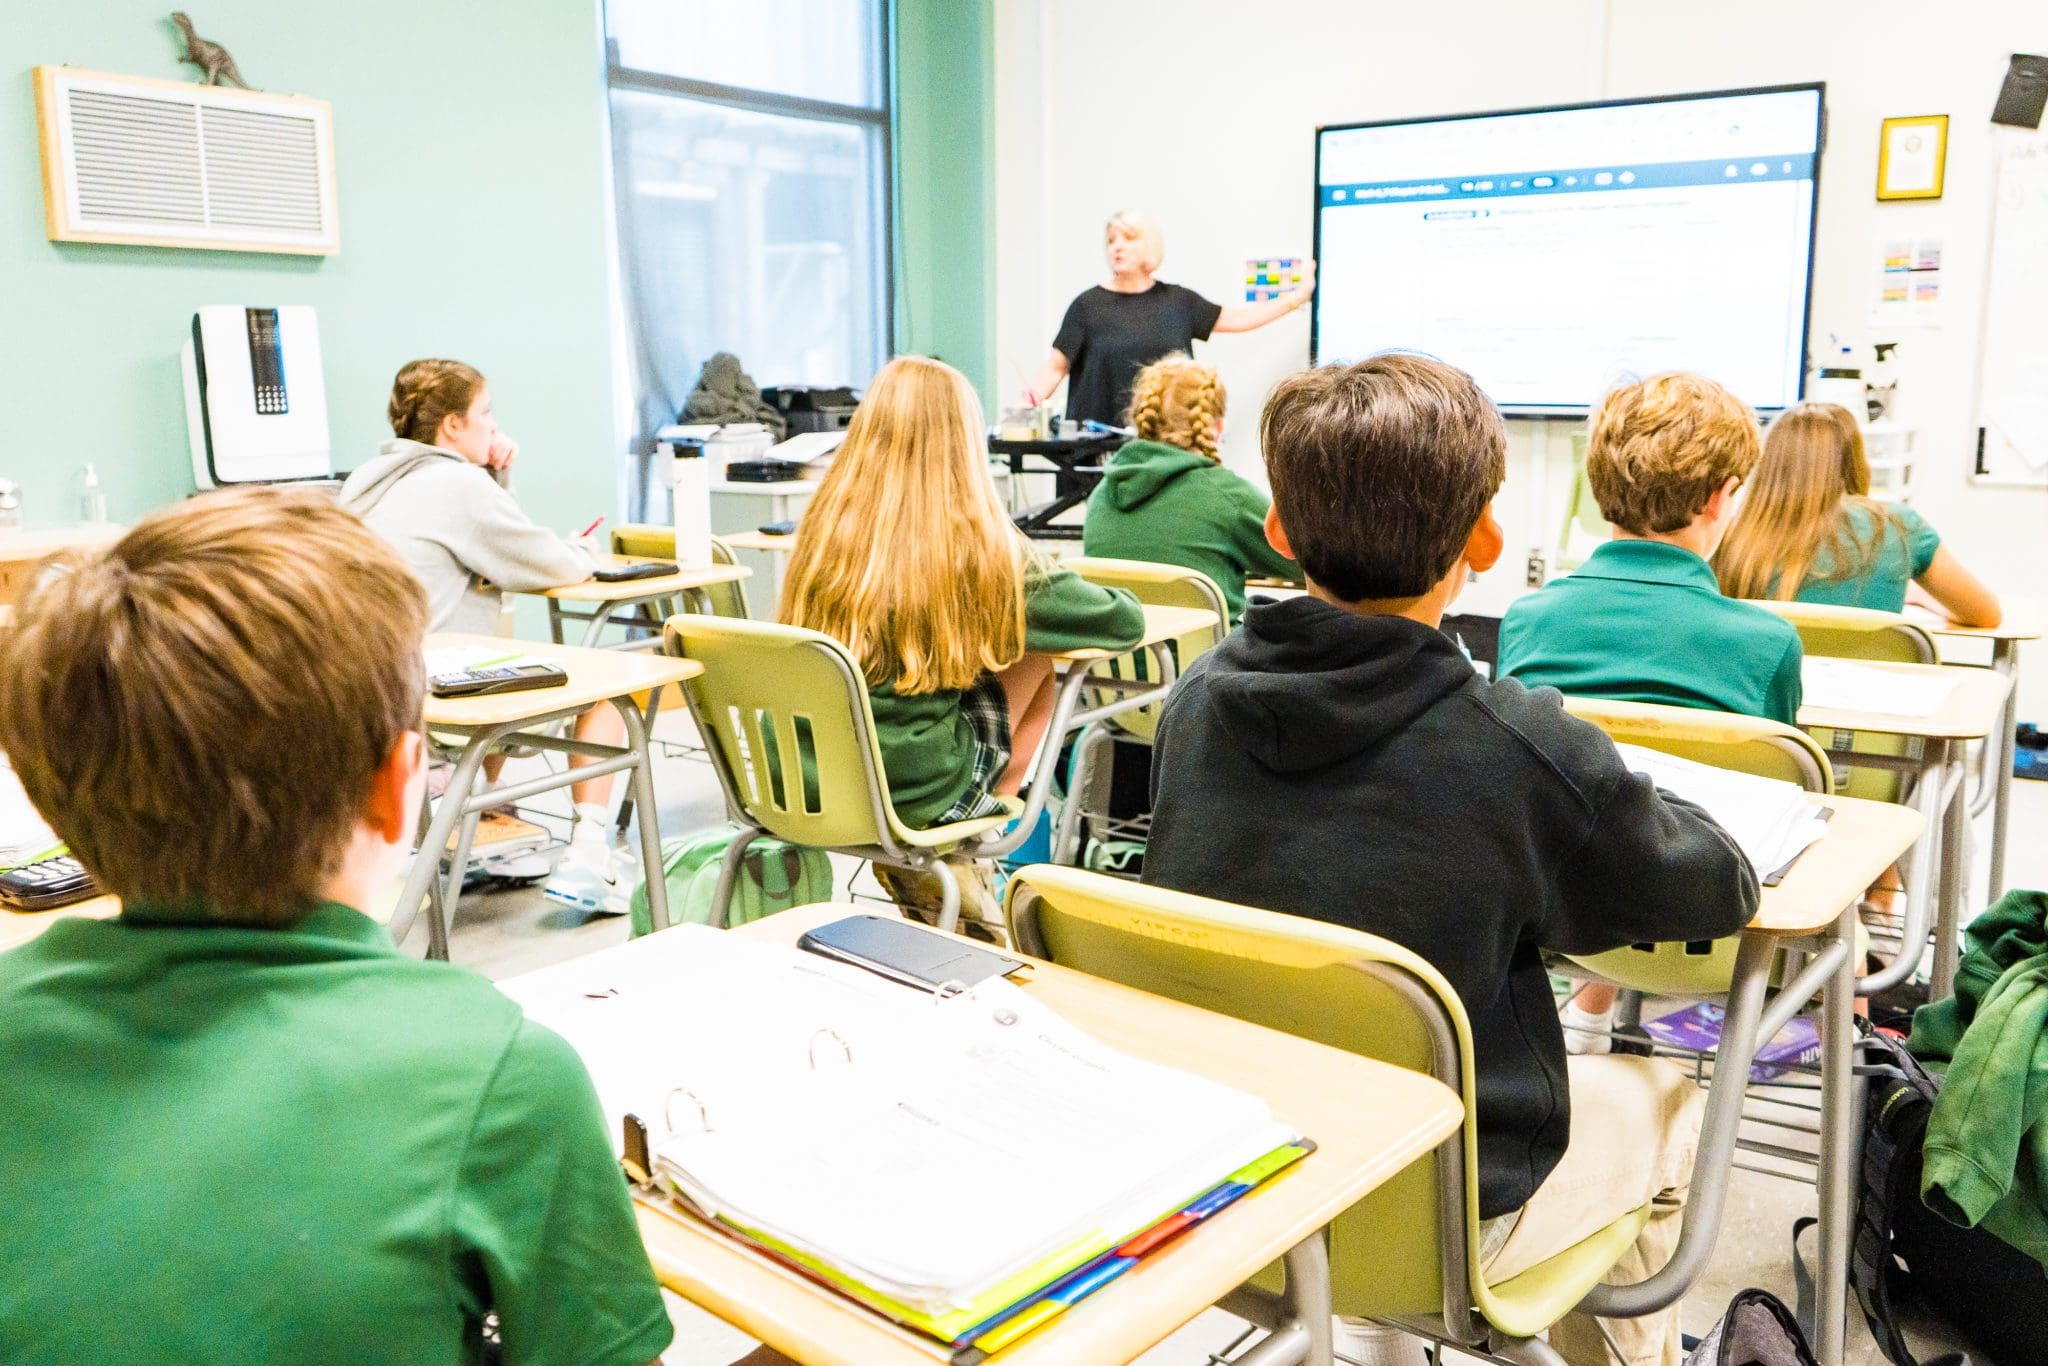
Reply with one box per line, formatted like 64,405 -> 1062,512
420,706 -> 2048,1366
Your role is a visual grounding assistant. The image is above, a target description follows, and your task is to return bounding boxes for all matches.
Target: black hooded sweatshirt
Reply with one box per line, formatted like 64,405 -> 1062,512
1144,596 -> 1757,1218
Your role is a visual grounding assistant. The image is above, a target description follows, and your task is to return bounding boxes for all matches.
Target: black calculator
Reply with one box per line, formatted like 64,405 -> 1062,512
429,663 -> 570,699
0,854 -> 98,911
592,561 -> 678,583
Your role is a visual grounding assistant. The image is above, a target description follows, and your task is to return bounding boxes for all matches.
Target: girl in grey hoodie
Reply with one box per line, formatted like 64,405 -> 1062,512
339,359 -> 621,912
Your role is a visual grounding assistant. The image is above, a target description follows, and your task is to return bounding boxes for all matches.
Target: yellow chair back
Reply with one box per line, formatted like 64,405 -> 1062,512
1005,865 -> 1651,1341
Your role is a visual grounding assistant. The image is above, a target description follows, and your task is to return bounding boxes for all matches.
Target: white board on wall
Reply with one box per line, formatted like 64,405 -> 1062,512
1972,126 -> 2048,487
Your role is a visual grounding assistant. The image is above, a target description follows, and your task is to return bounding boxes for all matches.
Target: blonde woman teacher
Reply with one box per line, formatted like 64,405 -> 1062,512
1027,210 -> 1315,427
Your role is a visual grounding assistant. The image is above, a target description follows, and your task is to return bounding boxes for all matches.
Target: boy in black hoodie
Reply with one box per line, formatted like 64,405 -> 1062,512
1143,354 -> 1756,1366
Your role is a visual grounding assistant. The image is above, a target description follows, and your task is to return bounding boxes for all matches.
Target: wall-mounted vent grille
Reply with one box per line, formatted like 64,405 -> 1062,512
36,67 -> 338,255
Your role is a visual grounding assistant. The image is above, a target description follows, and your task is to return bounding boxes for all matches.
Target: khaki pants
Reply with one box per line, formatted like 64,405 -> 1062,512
1480,1056 -> 1705,1366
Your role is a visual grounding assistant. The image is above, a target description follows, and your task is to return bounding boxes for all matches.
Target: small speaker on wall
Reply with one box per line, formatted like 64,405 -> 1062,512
1991,54 -> 2048,129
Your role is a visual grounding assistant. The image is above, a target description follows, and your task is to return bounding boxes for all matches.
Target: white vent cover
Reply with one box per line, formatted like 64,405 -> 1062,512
35,67 -> 337,255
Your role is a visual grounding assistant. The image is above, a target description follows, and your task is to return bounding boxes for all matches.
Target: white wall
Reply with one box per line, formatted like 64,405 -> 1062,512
994,0 -> 2048,708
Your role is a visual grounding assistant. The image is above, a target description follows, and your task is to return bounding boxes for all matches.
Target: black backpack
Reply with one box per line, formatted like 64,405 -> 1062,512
1800,1025 -> 2048,1366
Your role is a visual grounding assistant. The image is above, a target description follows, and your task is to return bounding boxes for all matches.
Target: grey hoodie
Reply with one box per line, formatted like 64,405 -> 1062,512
337,439 -> 595,635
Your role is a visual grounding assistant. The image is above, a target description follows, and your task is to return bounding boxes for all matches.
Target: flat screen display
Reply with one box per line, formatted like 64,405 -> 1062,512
1311,85 -> 1825,414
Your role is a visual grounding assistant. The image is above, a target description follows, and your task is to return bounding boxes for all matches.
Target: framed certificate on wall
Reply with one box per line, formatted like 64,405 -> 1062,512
1878,115 -> 1948,200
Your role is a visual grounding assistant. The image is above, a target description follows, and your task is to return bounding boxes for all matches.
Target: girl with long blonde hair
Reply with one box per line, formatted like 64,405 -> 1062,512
781,356 -> 1143,835
1716,402 -> 1999,624
1082,353 -> 1299,622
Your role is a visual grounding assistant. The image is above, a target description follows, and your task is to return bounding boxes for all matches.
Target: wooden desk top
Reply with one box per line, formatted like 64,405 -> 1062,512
531,554 -> 750,604
1797,659 -> 2012,740
717,530 -> 798,554
423,633 -> 702,730
1050,604 -> 1220,664
1908,595 -> 2044,644
1748,795 -> 1924,936
625,904 -> 1462,1366
0,524 -> 124,564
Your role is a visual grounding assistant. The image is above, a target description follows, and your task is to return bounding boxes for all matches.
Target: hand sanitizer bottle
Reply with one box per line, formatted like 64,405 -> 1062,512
78,464 -> 108,525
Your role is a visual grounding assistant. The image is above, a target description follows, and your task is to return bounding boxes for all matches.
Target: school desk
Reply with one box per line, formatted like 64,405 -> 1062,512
525,554 -> 751,650
579,902 -> 1464,1366
1632,792 -> 1922,1366
714,529 -> 796,555
1797,660 -> 2012,1001
1908,596 -> 2043,902
389,634 -> 701,961
0,525 -> 123,604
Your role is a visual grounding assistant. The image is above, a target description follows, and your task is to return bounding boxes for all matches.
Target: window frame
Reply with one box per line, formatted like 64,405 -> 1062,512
601,2 -> 895,377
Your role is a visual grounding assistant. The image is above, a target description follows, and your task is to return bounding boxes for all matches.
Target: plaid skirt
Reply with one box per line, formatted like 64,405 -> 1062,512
935,676 -> 1015,824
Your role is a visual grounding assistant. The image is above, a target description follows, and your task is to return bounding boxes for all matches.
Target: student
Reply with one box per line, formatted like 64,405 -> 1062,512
1498,372 -> 1801,1053
1715,401 -> 2001,625
1142,355 -> 1754,1366
1497,372 -> 1804,726
0,489 -> 673,1365
339,358 -> 621,911
1082,353 -> 1299,623
780,356 -> 1143,918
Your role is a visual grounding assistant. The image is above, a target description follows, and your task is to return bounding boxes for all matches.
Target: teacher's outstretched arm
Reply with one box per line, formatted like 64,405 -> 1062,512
1213,260 -> 1317,334
1026,349 -> 1070,408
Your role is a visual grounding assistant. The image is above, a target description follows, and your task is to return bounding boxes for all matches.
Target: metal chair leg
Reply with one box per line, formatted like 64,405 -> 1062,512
708,826 -> 762,930
931,858 -> 963,936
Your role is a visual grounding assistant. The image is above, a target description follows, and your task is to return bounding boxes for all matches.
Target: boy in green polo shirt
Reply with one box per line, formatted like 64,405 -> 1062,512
1498,371 -> 1802,1052
1497,372 -> 1801,725
0,489 -> 673,1366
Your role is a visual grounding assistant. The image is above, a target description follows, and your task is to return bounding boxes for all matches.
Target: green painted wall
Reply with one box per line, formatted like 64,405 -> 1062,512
890,0 -> 995,405
0,2 -> 617,530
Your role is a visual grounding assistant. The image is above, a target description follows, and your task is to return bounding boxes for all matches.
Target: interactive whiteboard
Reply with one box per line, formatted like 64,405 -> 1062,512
1312,85 -> 1825,415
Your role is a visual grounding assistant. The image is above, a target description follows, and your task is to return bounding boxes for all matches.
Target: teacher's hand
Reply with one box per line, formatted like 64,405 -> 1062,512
1289,258 -> 1317,306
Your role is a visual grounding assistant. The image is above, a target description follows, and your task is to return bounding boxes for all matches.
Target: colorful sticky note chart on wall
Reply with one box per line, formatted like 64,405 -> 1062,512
1244,257 -> 1303,302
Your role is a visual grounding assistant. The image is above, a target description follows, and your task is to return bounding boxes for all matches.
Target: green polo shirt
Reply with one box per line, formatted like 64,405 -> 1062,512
1498,538 -> 1804,725
1788,502 -> 1941,613
0,902 -> 671,1366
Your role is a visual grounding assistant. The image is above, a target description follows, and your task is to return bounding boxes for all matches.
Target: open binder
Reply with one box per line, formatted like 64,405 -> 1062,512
503,924 -> 1312,1359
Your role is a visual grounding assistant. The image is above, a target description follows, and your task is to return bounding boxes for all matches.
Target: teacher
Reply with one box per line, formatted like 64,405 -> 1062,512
1027,209 -> 1315,428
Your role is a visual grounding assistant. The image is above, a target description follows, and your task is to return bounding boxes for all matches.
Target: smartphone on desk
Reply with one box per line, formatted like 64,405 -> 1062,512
797,914 -> 1024,993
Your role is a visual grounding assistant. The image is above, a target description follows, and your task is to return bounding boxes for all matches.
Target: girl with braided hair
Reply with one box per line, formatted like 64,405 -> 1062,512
1083,354 -> 1299,623
338,359 -> 628,912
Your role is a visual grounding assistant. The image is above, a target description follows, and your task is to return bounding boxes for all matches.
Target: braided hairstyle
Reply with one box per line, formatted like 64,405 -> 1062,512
1128,353 -> 1226,461
387,358 -> 486,444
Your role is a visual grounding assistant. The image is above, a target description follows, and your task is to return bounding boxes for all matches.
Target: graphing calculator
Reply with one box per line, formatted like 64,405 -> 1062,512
428,662 -> 570,699
0,854 -> 98,911
592,561 -> 678,582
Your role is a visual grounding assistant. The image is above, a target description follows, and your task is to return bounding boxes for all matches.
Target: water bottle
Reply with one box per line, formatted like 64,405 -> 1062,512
670,442 -> 714,568
78,464 -> 107,525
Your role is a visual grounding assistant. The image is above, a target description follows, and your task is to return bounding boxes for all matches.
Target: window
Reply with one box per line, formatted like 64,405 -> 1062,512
605,1 -> 890,478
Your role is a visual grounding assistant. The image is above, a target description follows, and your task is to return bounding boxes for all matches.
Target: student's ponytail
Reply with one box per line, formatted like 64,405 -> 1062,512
387,359 -> 486,444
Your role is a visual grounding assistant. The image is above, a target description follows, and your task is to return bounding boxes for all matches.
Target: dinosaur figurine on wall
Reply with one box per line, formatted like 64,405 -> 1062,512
169,12 -> 252,89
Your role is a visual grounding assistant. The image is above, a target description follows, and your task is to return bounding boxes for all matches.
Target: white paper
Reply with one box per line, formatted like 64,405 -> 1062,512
423,644 -> 538,677
767,431 -> 847,467
1801,658 -> 1958,718
0,760 -> 60,865
1613,743 -> 1828,878
502,925 -> 1288,1313
1883,122 -> 1943,195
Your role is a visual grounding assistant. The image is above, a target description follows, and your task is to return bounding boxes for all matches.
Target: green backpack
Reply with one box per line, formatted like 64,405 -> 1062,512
628,825 -> 835,937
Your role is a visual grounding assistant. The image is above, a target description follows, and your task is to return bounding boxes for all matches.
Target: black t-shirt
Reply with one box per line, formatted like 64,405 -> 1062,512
1051,282 -> 1223,426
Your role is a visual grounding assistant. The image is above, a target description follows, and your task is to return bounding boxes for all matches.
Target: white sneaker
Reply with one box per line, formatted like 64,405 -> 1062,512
544,828 -> 621,914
